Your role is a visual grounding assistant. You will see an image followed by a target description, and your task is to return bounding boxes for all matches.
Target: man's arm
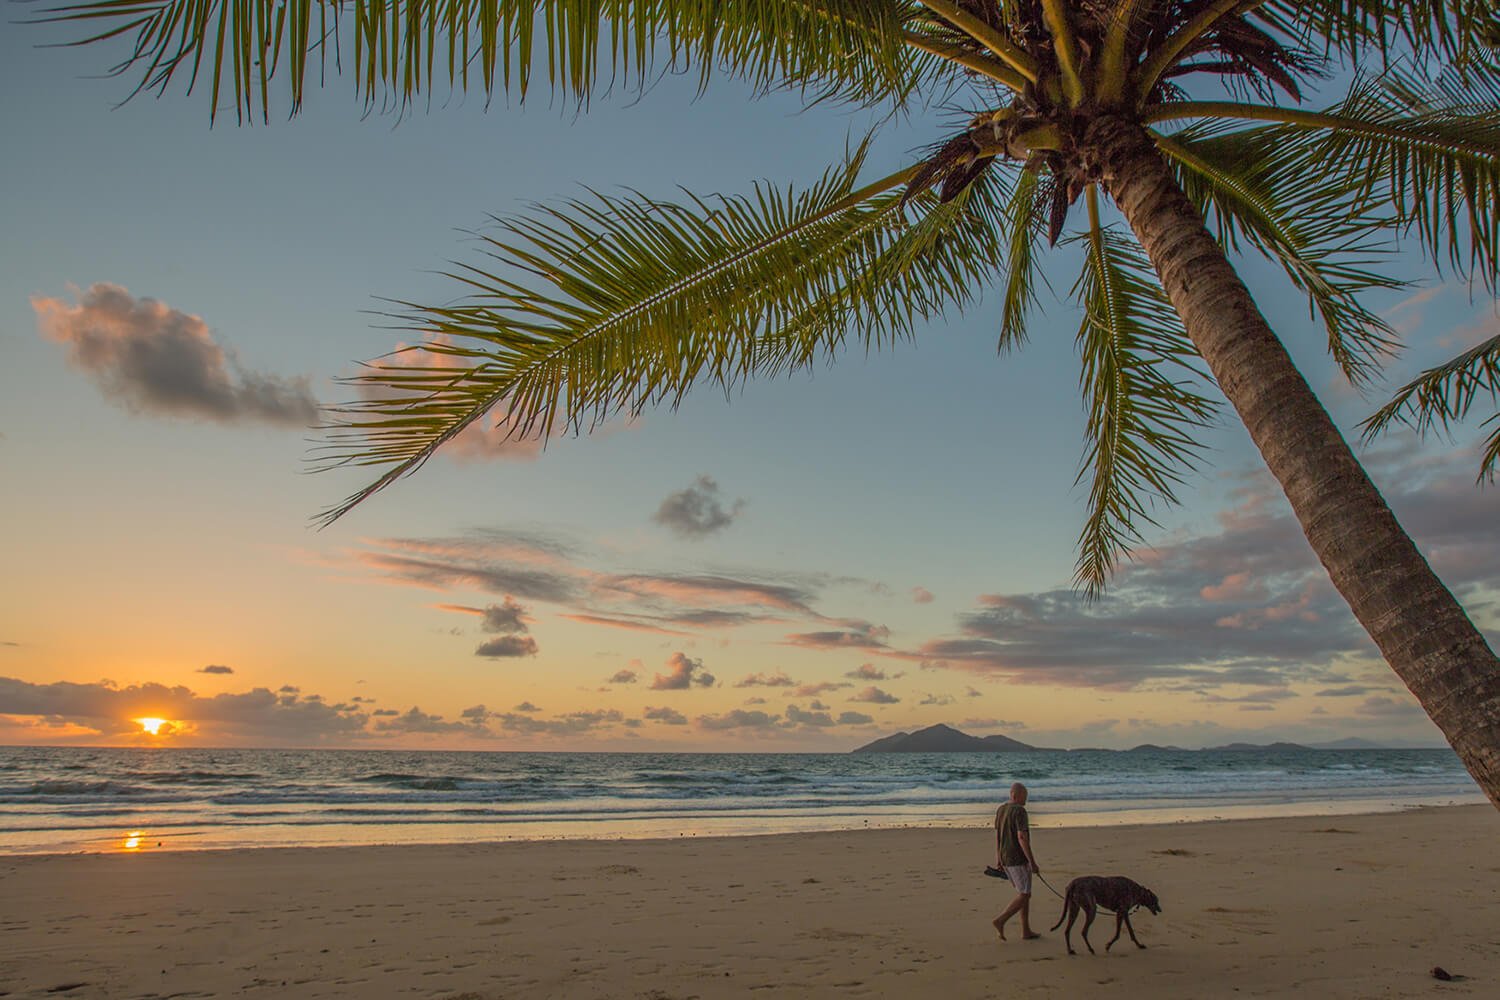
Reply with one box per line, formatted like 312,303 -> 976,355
1018,829 -> 1040,873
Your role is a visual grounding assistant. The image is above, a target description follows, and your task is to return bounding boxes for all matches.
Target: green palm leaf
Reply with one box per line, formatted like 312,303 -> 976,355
1363,332 -> 1500,482
1153,125 -> 1403,385
28,0 -> 918,122
1150,74 -> 1500,290
313,146 -> 1007,524
1068,188 -> 1218,597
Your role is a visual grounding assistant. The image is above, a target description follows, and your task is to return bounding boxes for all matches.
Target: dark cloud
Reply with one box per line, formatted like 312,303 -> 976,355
792,626 -> 882,650
743,696 -> 767,705
734,670 -> 796,688
1316,685 -> 1383,697
374,707 -> 485,734
513,701 -> 541,712
0,675 -> 366,741
644,706 -> 688,725
475,635 -> 540,658
608,668 -> 639,684
784,704 -> 835,727
902,456 -> 1500,694
493,709 -> 623,735
837,711 -> 874,725
479,598 -> 530,634
844,664 -> 889,680
850,686 -> 899,704
786,621 -> 890,650
697,709 -> 779,730
918,693 -> 955,706
372,709 -> 399,717
461,705 -> 491,721
649,652 -> 716,690
33,283 -> 318,426
198,665 -> 234,675
652,475 -> 745,538
279,685 -> 300,694
604,574 -> 818,616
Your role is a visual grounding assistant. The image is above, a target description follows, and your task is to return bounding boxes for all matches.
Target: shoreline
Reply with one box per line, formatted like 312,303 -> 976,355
5,793 -> 1487,859
3,803 -> 1495,998
8,791 -> 1488,863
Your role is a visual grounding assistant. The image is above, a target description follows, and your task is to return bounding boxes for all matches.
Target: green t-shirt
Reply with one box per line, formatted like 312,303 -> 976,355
995,802 -> 1030,867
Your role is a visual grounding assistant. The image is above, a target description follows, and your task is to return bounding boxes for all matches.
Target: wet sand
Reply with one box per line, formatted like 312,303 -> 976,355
0,804 -> 1495,998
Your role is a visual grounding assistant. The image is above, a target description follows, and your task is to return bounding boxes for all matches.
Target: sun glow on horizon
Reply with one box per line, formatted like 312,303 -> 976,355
134,717 -> 168,736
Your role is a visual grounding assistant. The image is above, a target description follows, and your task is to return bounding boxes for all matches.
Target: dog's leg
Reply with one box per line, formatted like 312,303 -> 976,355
1080,902 -> 1097,955
1062,903 -> 1079,956
1123,911 -> 1146,949
1106,911 -> 1125,951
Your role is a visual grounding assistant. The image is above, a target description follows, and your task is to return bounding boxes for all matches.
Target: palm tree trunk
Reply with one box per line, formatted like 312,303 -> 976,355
1085,115 -> 1500,809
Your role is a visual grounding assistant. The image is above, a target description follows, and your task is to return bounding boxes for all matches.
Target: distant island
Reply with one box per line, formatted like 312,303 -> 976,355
851,724 -> 1044,753
850,724 -> 1439,753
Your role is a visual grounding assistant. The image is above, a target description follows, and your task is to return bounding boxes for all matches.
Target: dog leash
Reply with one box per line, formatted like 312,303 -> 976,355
993,868 -> 1134,916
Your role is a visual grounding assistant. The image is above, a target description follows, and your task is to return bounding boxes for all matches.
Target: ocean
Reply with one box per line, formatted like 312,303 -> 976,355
0,745 -> 1482,854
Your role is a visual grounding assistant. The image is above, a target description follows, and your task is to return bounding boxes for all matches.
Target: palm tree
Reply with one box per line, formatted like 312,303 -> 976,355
30,1 -> 1500,805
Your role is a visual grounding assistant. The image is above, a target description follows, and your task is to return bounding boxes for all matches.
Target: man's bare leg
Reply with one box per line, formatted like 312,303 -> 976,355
993,892 -> 1031,941
1018,894 -> 1040,939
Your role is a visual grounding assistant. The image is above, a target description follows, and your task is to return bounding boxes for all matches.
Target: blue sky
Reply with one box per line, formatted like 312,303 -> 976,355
1,9 -> 1497,750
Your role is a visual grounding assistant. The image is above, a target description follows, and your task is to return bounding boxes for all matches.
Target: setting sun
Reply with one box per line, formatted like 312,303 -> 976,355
135,717 -> 167,736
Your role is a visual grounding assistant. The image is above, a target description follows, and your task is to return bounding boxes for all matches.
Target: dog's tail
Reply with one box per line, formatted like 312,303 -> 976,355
1048,885 -> 1072,931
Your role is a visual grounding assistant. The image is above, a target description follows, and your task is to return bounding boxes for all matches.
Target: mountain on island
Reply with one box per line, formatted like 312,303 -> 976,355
1126,743 -> 1188,753
1202,741 -> 1311,752
850,723 -> 1038,753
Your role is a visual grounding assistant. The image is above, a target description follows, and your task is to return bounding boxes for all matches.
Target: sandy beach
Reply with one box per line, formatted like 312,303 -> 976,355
1,804 -> 1495,999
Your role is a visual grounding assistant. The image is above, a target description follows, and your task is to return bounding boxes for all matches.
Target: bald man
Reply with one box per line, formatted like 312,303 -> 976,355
993,782 -> 1041,941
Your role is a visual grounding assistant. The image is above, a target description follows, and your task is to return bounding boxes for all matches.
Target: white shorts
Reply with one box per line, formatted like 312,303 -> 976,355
1004,864 -> 1032,895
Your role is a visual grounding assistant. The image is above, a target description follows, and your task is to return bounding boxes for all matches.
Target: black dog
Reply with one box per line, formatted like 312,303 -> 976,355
1049,876 -> 1161,955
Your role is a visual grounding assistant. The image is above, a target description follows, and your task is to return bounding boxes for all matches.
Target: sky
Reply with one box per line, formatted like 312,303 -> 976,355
1,10 -> 1497,752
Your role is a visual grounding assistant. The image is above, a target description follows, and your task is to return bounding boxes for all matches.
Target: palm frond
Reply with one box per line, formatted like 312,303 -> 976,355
26,0 -> 918,123
996,166 -> 1047,353
1271,0 -> 1498,67
1148,73 -> 1500,292
1068,188 -> 1218,597
1153,126 -> 1403,385
1363,332 -> 1500,483
313,146 -> 1012,524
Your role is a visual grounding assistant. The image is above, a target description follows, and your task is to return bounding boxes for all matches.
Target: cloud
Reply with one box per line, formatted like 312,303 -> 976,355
918,693 -> 955,706
372,708 -> 399,717
0,675 -> 367,741
33,283 -> 318,426
697,709 -> 780,730
197,665 -> 234,675
902,456 -> 1500,694
786,621 -> 891,650
844,663 -> 889,680
374,707 -> 486,734
912,587 -> 935,604
792,681 -> 851,697
1354,695 -> 1427,719
513,701 -> 541,712
649,652 -> 716,690
652,476 -> 745,538
489,709 -> 625,735
608,667 -> 639,684
850,686 -> 899,704
784,704 -> 835,727
734,670 -> 796,688
837,711 -> 874,725
478,598 -> 531,634
644,706 -> 688,725
1315,685 -> 1383,697
475,635 -> 540,658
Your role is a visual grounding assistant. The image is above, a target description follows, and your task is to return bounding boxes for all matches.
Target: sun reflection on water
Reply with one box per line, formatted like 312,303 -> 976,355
122,831 -> 143,851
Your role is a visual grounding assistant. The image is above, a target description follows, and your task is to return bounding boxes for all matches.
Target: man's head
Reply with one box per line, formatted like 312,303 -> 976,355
1010,782 -> 1028,804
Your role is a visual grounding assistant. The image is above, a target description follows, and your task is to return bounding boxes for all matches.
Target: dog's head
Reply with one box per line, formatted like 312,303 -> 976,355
1141,888 -> 1162,915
